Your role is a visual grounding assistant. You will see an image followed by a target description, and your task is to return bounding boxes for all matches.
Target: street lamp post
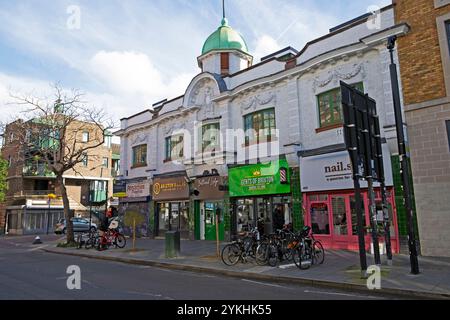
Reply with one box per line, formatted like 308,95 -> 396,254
387,36 -> 420,274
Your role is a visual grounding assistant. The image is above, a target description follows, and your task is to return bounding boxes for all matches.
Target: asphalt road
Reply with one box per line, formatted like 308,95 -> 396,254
0,236 -> 399,300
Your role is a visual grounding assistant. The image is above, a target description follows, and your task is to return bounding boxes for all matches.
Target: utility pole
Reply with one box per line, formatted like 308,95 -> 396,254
387,36 -> 419,274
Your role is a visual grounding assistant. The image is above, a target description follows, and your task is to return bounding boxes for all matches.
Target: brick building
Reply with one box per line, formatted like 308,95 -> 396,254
0,117 -> 114,235
394,0 -> 450,256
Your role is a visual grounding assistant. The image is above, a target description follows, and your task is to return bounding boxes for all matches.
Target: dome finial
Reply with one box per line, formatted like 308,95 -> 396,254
221,0 -> 228,26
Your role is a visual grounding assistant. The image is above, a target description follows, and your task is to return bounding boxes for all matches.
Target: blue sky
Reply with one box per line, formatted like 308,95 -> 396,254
0,0 -> 391,125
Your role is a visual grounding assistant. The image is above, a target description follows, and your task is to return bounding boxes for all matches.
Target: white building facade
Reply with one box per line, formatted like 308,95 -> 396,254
116,5 -> 414,252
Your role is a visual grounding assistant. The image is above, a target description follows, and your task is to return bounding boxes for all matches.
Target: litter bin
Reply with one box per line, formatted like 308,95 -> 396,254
165,230 -> 180,258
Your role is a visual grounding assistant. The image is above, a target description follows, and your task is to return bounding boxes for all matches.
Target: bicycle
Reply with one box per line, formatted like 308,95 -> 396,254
291,226 -> 325,270
221,228 -> 261,266
96,221 -> 127,251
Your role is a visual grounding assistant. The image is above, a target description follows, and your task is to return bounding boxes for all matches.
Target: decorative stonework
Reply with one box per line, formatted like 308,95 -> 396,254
312,63 -> 366,92
131,133 -> 148,146
240,91 -> 277,114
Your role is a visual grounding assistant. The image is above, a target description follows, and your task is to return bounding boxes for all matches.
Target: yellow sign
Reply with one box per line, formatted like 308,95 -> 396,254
153,183 -> 161,196
113,192 -> 127,198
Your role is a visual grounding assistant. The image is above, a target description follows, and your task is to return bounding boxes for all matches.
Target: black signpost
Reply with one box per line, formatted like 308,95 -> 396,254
387,36 -> 419,274
341,81 -> 392,276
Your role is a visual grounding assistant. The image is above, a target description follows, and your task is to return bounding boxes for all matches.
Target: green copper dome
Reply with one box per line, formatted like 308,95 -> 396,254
201,18 -> 249,55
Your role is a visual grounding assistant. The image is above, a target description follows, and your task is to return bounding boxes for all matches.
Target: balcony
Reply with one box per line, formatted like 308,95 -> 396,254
111,169 -> 120,177
23,163 -> 56,178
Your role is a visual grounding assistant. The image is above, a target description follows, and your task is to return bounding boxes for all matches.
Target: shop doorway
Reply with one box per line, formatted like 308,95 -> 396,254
156,201 -> 189,239
305,189 -> 399,253
232,196 -> 292,237
202,202 -> 224,241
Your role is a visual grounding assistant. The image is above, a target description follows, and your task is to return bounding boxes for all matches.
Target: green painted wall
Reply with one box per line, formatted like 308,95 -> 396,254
291,167 -> 303,232
391,155 -> 419,239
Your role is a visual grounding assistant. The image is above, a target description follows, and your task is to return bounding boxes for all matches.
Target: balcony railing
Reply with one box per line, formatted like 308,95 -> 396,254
23,163 -> 56,178
12,190 -> 60,197
111,169 -> 120,177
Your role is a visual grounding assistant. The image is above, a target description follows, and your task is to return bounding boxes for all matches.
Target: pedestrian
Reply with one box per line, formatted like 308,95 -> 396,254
272,205 -> 285,232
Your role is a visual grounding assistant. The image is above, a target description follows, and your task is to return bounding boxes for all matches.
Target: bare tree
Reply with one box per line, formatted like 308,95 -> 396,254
3,84 -> 114,243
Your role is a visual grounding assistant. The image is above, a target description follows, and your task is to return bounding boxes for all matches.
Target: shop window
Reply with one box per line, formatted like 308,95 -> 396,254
375,201 -> 396,237
165,134 -> 184,161
202,123 -> 220,154
310,203 -> 330,235
317,82 -> 364,129
132,144 -> 147,167
318,194 -> 329,202
350,196 -> 364,236
332,196 -> 347,236
236,199 -> 255,232
244,108 -> 276,145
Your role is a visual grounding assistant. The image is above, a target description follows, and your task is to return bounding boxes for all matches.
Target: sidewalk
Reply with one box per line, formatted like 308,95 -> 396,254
41,238 -> 450,299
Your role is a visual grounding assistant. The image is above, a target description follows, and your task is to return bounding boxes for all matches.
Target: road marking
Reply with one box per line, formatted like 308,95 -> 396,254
27,245 -> 48,252
126,290 -> 174,300
82,279 -> 100,289
303,289 -> 380,299
241,279 -> 291,289
279,263 -> 296,269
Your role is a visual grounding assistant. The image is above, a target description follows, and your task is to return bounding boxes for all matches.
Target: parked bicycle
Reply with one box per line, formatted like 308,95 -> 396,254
291,226 -> 325,270
221,227 -> 261,266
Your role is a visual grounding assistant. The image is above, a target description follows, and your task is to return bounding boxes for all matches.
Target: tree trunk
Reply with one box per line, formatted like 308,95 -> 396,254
58,175 -> 74,243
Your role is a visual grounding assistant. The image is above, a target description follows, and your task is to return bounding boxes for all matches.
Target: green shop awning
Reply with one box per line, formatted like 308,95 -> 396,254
228,159 -> 290,197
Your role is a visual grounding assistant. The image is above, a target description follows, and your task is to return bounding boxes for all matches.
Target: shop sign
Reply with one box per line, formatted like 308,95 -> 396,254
300,144 -> 393,192
228,160 -> 291,197
126,181 -> 151,198
152,176 -> 190,201
193,176 -> 227,200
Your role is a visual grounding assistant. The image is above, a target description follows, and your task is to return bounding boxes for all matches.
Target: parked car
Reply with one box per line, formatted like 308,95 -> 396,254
54,218 -> 97,234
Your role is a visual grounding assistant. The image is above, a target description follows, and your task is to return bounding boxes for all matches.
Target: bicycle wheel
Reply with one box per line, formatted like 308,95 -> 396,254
293,245 -> 311,270
114,234 -> 127,249
85,235 -> 97,249
312,241 -> 325,265
255,242 -> 268,266
221,244 -> 241,266
267,244 -> 278,267
282,241 -> 293,261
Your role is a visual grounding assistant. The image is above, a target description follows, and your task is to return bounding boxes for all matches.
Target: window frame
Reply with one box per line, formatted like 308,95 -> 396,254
446,120 -> 450,152
165,134 -> 184,161
82,131 -> 89,143
201,122 -> 220,154
102,157 -> 109,168
316,82 -> 364,130
132,144 -> 147,168
220,52 -> 230,75
82,153 -> 88,167
243,108 -> 276,146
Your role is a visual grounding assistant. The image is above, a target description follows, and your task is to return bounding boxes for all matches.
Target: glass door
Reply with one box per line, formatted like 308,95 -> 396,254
236,198 -> 254,233
331,195 -> 349,237
204,202 -> 224,241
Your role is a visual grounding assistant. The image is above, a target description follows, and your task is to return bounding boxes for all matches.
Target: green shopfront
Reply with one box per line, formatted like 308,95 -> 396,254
228,160 -> 293,237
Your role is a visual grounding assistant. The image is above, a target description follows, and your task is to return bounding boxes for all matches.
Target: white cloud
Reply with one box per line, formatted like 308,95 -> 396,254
88,50 -> 195,109
252,35 -> 282,63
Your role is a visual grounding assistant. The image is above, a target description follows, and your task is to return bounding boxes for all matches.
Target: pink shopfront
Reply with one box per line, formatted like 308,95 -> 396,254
299,146 -> 400,254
